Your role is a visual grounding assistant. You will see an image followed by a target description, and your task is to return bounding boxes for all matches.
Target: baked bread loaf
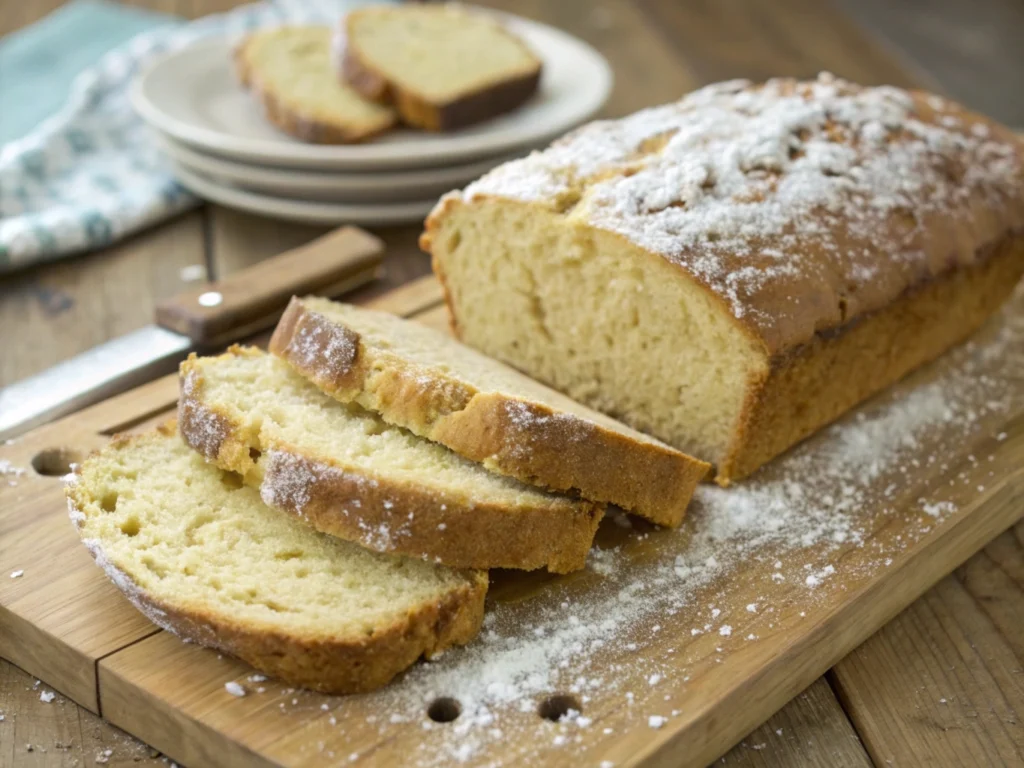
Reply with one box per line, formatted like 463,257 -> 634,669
340,5 -> 541,131
270,297 -> 709,526
424,74 -> 1024,483
236,26 -> 396,143
178,347 -> 602,573
66,423 -> 487,694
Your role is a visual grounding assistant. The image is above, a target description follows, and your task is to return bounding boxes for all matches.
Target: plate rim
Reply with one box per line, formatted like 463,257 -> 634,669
131,16 -> 612,171
157,133 -> 528,194
171,163 -> 438,224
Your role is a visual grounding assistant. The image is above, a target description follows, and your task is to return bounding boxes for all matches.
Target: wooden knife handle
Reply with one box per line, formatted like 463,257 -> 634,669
155,227 -> 384,346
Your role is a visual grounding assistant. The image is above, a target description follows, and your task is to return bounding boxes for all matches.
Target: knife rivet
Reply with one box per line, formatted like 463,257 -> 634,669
198,291 -> 223,308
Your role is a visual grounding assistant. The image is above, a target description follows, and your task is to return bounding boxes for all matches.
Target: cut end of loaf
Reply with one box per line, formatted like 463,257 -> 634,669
427,196 -> 768,479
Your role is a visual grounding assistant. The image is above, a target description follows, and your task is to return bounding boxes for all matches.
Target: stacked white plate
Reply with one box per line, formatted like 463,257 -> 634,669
131,12 -> 613,226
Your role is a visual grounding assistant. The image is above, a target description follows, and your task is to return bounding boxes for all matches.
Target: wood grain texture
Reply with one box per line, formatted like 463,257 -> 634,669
155,226 -> 383,344
832,0 -> 1024,127
0,213 -> 206,387
720,677 -> 871,767
0,660 -> 163,767
3,276 -> 1019,768
830,574 -> 1024,765
206,208 -> 432,305
634,0 -> 925,88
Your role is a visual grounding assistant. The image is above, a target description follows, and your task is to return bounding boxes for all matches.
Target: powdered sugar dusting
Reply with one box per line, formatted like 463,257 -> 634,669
322,288 -> 1024,767
460,74 -> 1023,349
287,312 -> 358,383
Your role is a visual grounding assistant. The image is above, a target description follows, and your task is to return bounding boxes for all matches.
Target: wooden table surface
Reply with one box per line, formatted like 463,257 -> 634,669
1,1 -> 1022,766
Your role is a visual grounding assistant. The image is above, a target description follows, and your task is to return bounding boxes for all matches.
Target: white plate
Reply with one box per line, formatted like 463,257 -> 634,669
157,135 -> 527,203
171,164 -> 436,225
131,14 -> 612,170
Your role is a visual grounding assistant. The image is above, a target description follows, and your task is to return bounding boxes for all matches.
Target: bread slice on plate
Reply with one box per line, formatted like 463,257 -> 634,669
236,26 -> 396,143
178,347 -> 602,573
341,5 -> 542,131
66,423 -> 487,694
270,298 -> 710,527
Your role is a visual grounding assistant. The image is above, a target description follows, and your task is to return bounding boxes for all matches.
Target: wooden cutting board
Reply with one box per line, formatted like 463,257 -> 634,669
1,275 -> 1022,768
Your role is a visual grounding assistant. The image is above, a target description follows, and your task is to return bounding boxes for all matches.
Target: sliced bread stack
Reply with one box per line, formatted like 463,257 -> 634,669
69,296 -> 705,693
236,6 -> 542,144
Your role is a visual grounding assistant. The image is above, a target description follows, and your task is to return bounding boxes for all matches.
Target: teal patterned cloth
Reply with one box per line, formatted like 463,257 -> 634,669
0,0 -> 378,273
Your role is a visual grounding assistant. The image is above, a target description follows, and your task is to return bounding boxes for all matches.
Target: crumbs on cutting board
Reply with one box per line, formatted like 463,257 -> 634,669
0,459 -> 26,487
227,291 -> 1024,767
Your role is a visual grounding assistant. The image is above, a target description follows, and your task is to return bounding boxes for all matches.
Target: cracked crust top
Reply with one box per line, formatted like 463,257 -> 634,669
433,74 -> 1024,354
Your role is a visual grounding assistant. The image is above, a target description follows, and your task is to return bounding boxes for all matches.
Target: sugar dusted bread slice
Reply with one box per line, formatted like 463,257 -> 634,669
270,297 -> 709,526
236,26 -> 396,143
178,347 -> 602,573
340,5 -> 541,131
66,424 -> 486,694
424,74 -> 1024,483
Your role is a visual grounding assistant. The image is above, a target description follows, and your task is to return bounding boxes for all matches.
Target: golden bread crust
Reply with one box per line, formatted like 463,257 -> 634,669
270,299 -> 708,526
340,8 -> 541,131
423,77 -> 1024,482
720,231 -> 1024,482
234,32 -> 395,144
434,76 -> 1024,354
178,348 -> 602,572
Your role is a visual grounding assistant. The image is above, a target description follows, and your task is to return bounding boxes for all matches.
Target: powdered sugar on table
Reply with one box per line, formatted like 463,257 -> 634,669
283,285 -> 1024,768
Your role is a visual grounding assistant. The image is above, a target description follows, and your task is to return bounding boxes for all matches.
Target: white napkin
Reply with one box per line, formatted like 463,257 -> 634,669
0,0 -> 377,273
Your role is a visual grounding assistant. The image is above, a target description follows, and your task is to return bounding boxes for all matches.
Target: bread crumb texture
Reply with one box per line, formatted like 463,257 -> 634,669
66,426 -> 486,693
179,347 -> 601,572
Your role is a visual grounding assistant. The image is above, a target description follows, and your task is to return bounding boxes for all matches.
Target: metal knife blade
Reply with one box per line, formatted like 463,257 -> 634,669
0,326 -> 192,440
0,226 -> 384,441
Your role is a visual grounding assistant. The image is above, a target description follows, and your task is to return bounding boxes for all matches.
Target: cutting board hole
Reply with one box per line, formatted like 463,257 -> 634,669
538,694 -> 581,722
427,697 -> 461,723
32,447 -> 82,477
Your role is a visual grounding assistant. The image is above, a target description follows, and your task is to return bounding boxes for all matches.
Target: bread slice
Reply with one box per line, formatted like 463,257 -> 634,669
236,26 -> 396,144
340,6 -> 541,131
66,423 -> 487,694
270,298 -> 710,527
178,347 -> 602,573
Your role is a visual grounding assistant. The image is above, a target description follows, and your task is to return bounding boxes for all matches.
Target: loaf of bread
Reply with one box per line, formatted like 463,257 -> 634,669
270,297 -> 708,526
424,74 -> 1024,483
178,347 -> 602,573
340,5 -> 541,131
67,424 -> 486,694
236,26 -> 396,143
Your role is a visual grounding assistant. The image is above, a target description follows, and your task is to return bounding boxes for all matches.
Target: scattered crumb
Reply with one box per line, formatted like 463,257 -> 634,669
179,264 -> 205,282
39,691 -> 55,703
648,715 -> 667,729
746,603 -> 757,613
224,682 -> 246,698
10,570 -> 23,579
719,625 -> 732,637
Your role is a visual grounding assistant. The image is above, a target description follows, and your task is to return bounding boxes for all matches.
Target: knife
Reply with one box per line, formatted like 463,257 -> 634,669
0,226 -> 384,441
